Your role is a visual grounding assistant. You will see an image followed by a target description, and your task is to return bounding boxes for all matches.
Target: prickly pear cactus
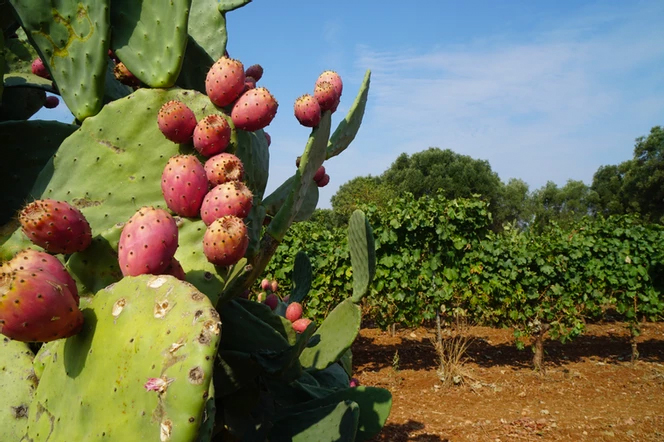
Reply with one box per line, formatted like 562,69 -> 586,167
0,1 -> 390,440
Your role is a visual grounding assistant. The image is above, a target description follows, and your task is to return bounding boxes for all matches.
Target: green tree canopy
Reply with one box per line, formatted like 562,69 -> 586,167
330,175 -> 397,224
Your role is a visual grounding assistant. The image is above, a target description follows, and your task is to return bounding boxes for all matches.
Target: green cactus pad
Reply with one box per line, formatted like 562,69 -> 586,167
299,299 -> 362,371
3,28 -> 39,76
111,0 -> 191,88
326,70 -> 371,160
290,251 -> 312,304
26,275 -> 221,442
269,400 -> 360,442
0,337 -> 37,441
218,0 -> 251,13
348,210 -> 376,303
32,339 -> 61,380
10,0 -> 111,120
0,120 -> 77,226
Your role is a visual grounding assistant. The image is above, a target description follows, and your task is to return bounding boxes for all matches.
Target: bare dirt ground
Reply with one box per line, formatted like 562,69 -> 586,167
352,322 -> 664,441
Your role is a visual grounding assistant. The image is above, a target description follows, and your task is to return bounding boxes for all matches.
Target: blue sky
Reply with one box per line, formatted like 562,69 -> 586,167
34,0 -> 664,209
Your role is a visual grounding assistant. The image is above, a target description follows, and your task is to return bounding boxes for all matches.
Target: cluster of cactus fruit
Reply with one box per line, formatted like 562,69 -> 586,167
0,1 -> 390,441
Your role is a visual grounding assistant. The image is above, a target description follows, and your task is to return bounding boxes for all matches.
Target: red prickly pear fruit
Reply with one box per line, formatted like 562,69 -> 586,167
118,207 -> 178,277
0,270 -> 83,342
200,181 -> 253,225
19,199 -> 92,254
244,76 -> 257,91
193,114 -> 232,157
231,87 -> 278,132
157,100 -> 197,144
295,156 -> 301,167
31,58 -> 50,79
270,280 -> 278,292
3,249 -> 79,304
317,174 -> 330,187
44,96 -> 59,109
285,302 -> 303,322
108,49 -> 120,63
350,377 -> 360,387
292,318 -> 312,334
245,64 -> 264,82
294,94 -> 321,127
202,215 -> 249,266
161,155 -> 209,217
264,132 -> 271,147
204,153 -> 245,186
206,56 -> 245,107
264,293 -> 278,310
163,257 -> 186,281
316,70 -> 343,99
313,81 -> 338,112
260,278 -> 270,291
113,62 -> 140,87
313,166 -> 326,182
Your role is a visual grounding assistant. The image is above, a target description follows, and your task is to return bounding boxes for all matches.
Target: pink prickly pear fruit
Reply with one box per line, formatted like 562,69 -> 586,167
231,87 -> 278,132
157,100 -> 197,144
260,278 -> 270,291
285,302 -> 303,322
316,70 -> 343,99
19,199 -> 92,254
244,76 -> 256,91
294,94 -> 321,127
202,215 -> 249,266
204,153 -> 245,186
193,114 -> 232,157
292,318 -> 312,334
264,293 -> 278,310
282,294 -> 290,303
313,81 -> 338,112
118,207 -> 178,277
200,181 -> 253,225
256,292 -> 266,303
113,61 -> 140,87
206,56 -> 245,107
264,132 -> 271,147
350,377 -> 360,388
161,155 -> 209,217
3,249 -> 79,304
316,174 -> 330,187
0,270 -> 83,342
31,58 -> 50,79
44,96 -> 59,109
245,64 -> 264,82
313,166 -> 326,183
163,257 -> 186,281
271,280 -> 278,293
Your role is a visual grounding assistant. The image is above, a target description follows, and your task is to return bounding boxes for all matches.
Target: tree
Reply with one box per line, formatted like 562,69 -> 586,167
530,180 -> 596,232
330,175 -> 397,223
495,178 -> 531,228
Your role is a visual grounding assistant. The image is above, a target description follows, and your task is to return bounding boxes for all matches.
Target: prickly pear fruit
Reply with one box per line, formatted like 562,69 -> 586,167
260,278 -> 270,291
282,294 -> 290,303
294,93 -> 321,127
44,96 -> 59,109
200,181 -> 253,225
231,87 -> 278,132
113,61 -> 140,87
257,292 -> 266,303
205,56 -> 245,107
161,155 -> 209,217
157,100 -> 197,144
317,174 -> 330,187
244,76 -> 257,90
245,64 -> 263,82
264,131 -> 271,147
19,199 -> 92,254
202,215 -> 249,266
292,318 -> 312,333
163,257 -> 186,280
316,70 -> 343,98
204,153 -> 245,186
271,280 -> 278,292
285,302 -> 303,322
264,293 -> 278,310
117,207 -> 178,277
2,249 -> 79,303
350,377 -> 360,387
0,270 -> 83,342
313,165 -> 326,182
31,58 -> 49,79
314,80 -> 338,112
193,114 -> 232,157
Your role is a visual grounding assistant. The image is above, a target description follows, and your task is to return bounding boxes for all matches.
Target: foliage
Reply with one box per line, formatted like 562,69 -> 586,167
330,175 -> 397,225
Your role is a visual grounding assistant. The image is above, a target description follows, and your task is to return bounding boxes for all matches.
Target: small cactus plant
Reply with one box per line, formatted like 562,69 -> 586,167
0,1 -> 389,441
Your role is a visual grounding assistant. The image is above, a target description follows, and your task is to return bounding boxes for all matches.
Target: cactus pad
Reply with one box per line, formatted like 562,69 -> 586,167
0,337 -> 37,441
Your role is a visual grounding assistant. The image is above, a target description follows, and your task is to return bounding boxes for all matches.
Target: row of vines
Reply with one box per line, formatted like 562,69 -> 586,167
263,192 -> 664,364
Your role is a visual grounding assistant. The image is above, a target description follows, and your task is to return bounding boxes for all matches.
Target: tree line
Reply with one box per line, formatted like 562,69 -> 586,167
320,125 -> 664,231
